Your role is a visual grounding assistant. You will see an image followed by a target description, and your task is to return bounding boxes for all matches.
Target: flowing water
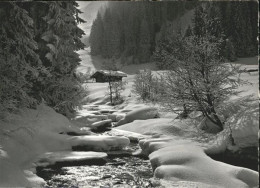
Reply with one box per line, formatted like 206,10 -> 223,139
36,143 -> 161,188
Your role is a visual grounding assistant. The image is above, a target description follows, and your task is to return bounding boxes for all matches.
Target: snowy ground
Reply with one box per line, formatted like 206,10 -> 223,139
0,54 -> 258,187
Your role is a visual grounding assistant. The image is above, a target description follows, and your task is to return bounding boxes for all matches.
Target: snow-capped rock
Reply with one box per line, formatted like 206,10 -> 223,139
36,151 -> 107,167
75,114 -> 108,126
229,104 -> 259,148
70,135 -> 130,151
116,107 -> 159,126
90,119 -> 112,132
109,128 -> 150,142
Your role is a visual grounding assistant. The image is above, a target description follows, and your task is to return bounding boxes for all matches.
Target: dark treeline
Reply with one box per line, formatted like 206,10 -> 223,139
89,1 -> 258,64
89,1 -> 198,63
0,1 -> 86,118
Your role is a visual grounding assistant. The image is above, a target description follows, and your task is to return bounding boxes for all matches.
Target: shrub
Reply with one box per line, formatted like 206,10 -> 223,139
132,69 -> 160,102
107,81 -> 127,105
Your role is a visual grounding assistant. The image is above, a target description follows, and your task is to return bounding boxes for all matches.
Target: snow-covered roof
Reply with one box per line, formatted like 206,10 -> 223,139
91,70 -> 127,78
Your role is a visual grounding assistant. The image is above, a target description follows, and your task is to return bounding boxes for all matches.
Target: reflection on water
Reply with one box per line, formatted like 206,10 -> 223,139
37,156 -> 157,188
36,141 -> 162,188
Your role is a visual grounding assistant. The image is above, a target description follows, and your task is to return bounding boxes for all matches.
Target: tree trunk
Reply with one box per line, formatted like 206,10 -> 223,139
206,93 -> 223,130
109,80 -> 113,105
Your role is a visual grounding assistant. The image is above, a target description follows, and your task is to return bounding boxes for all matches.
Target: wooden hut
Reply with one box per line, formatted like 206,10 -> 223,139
90,70 -> 127,83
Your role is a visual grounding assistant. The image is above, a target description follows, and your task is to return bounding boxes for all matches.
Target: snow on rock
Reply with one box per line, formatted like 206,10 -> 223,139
228,103 -> 259,148
109,128 -> 150,142
204,129 -> 232,155
139,137 -> 196,156
36,151 -> 107,167
108,112 -> 125,122
73,114 -> 108,127
116,107 -> 159,126
115,113 -> 126,122
197,117 -> 222,134
149,143 -> 259,188
90,119 -> 112,132
70,135 -> 130,151
107,114 -> 117,122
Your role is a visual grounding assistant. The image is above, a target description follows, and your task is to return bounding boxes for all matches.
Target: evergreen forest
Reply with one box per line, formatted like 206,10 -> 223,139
0,1 -> 86,118
89,1 -> 258,64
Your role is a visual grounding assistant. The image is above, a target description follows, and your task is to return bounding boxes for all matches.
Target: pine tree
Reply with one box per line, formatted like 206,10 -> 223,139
89,1 -> 257,64
193,3 -> 223,38
0,1 -> 88,118
0,2 -> 42,117
110,10 -> 121,57
219,1 -> 257,58
102,8 -> 113,58
138,18 -> 151,63
30,1 -> 87,116
89,12 -> 104,55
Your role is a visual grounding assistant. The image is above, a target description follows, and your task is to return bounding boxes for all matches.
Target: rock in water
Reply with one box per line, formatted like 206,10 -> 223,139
70,135 -> 130,151
90,119 -> 112,132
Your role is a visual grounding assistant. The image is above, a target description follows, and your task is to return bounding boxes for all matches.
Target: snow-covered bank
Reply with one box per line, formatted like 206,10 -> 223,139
150,142 -> 258,188
0,104 -> 74,186
114,100 -> 259,187
137,137 -> 259,188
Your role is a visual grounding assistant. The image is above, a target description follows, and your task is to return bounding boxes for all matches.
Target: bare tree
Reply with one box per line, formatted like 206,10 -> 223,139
132,69 -> 152,101
103,59 -> 126,105
156,34 -> 241,130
